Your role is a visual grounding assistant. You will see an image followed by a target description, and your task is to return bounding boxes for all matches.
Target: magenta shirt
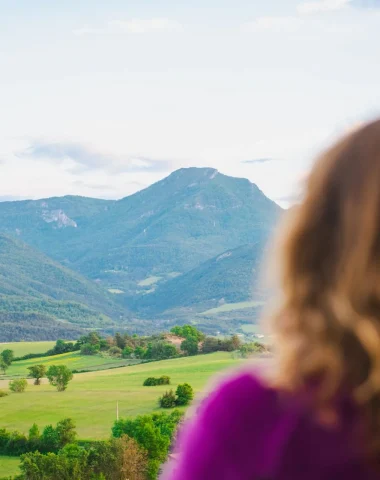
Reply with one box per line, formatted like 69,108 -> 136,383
161,371 -> 379,479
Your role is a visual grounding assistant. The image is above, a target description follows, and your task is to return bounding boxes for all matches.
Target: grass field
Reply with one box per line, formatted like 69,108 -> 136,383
2,352 -> 139,378
0,341 -> 56,357
0,456 -> 20,477
0,352 -> 243,439
200,300 -> 264,315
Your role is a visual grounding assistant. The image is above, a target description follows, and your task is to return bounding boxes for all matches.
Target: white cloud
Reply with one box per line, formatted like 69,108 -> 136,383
241,16 -> 302,33
297,0 -> 351,15
74,18 -> 183,36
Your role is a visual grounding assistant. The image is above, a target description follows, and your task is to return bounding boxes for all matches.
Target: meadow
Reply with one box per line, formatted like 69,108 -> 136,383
0,341 -> 56,357
0,352 -> 243,439
200,300 -> 264,315
3,351 -> 139,378
0,456 -> 20,477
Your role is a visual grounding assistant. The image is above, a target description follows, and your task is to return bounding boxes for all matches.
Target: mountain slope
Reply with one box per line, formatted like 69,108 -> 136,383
0,195 -> 114,259
0,234 -> 125,338
49,168 -> 282,290
134,242 -> 267,315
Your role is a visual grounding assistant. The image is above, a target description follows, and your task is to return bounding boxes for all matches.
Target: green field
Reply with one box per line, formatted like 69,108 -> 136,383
200,300 -> 264,315
0,341 -> 56,357
0,352 -> 242,439
0,456 -> 20,477
2,352 -> 139,378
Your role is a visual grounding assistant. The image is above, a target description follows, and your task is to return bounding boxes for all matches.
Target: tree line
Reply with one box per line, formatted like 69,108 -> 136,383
1,410 -> 183,480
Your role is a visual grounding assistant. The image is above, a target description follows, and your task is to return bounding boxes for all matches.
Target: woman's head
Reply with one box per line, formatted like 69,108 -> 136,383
272,119 -> 380,453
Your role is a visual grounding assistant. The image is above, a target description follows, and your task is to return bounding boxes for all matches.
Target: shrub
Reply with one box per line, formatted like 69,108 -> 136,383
158,375 -> 170,385
109,346 -> 122,357
159,390 -> 177,408
0,390 -> 9,397
9,378 -> 28,393
143,376 -> 171,386
175,383 -> 194,406
143,377 -> 158,386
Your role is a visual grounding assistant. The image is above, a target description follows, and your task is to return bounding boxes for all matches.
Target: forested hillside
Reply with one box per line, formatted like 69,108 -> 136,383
135,242 -> 267,315
0,234 -> 124,340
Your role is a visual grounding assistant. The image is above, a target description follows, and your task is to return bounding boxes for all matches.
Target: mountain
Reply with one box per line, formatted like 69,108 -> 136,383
0,234 -> 125,340
0,168 -> 281,336
134,242 -> 267,315
8,168 -> 279,294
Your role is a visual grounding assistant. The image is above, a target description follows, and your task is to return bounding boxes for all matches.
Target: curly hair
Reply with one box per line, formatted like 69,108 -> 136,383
271,119 -> 380,458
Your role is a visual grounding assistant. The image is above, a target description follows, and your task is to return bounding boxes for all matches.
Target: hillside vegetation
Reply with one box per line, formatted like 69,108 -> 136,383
0,235 -> 123,340
136,242 -> 267,315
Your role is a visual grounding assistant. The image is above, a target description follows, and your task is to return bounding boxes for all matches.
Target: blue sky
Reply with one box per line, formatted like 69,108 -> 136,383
1,0 -> 379,206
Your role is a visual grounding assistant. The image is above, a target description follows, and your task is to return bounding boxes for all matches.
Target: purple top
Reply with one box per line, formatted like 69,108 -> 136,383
162,371 -> 379,479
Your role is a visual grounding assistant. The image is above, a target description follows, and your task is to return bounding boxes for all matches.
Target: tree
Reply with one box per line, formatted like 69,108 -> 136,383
175,383 -> 194,406
181,336 -> 198,356
88,331 -> 101,345
46,365 -> 73,391
1,349 -> 14,366
28,423 -> 40,451
171,325 -> 205,342
109,346 -> 122,357
112,411 -> 182,480
80,343 -> 99,355
202,336 -> 221,353
55,418 -> 77,447
120,435 -> 148,480
9,378 -> 28,393
159,390 -> 177,408
28,365 -> 47,385
0,357 -> 8,375
122,346 -> 133,358
115,332 -> 126,350
53,339 -> 66,354
231,334 -> 242,350
134,346 -> 146,359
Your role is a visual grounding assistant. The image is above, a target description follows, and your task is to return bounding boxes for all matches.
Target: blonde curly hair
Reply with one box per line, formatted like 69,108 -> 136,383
271,119 -> 380,458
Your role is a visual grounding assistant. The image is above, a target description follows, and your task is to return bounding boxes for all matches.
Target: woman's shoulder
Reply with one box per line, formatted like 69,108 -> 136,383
191,364 -> 283,429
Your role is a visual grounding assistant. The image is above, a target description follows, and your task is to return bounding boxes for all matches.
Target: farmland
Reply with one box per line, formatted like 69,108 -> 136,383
0,351 -> 243,439
3,351 -> 139,378
0,341 -> 56,358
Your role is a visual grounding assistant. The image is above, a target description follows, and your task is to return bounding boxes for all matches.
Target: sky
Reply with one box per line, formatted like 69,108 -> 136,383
1,0 -> 380,207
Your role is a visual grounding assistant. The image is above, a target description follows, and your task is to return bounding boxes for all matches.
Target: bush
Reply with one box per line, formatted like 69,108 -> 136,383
0,390 -> 9,397
143,377 -> 158,386
9,378 -> 28,393
109,346 -> 122,357
175,383 -> 194,406
159,390 -> 177,408
143,376 -> 171,386
158,375 -> 170,385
